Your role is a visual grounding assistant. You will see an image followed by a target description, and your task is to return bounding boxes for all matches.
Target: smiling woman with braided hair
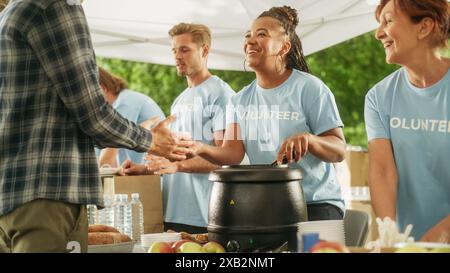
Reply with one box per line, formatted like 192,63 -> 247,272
185,6 -> 347,221
257,6 -> 311,74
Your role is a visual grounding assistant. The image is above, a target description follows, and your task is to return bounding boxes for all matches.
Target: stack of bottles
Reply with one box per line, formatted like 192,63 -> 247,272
87,193 -> 144,243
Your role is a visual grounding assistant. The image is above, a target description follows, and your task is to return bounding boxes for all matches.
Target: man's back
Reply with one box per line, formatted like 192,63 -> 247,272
0,0 -> 150,216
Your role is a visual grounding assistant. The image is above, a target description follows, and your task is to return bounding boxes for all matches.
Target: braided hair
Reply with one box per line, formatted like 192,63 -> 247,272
258,6 -> 310,73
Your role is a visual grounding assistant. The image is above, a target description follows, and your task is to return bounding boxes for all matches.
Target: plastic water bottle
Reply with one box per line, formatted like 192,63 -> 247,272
130,193 -> 144,242
123,195 -> 133,239
98,194 -> 114,227
87,204 -> 97,225
113,194 -> 125,233
114,194 -> 132,238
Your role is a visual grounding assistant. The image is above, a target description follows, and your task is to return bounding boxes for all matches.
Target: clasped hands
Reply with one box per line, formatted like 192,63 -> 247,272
139,115 -> 194,161
120,115 -> 196,176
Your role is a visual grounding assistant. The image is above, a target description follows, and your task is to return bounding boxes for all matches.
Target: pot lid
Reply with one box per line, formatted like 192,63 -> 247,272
209,165 -> 302,183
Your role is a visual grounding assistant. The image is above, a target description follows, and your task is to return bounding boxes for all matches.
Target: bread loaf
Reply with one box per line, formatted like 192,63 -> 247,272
88,224 -> 120,233
180,231 -> 209,244
88,232 -> 131,245
195,233 -> 209,244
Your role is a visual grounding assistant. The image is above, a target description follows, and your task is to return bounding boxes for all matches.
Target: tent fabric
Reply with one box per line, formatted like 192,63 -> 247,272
84,0 -> 380,71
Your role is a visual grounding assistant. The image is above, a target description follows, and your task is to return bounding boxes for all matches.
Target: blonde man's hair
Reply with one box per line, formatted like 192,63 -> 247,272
168,23 -> 211,47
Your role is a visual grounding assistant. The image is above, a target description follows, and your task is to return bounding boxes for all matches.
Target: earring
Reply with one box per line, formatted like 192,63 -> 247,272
243,58 -> 247,72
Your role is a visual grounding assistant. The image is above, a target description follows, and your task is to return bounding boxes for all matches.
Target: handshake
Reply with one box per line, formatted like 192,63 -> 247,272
141,115 -> 196,162
120,115 -> 204,176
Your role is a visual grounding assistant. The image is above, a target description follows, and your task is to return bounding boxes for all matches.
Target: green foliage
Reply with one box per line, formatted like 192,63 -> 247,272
97,32 -> 426,147
210,69 -> 256,94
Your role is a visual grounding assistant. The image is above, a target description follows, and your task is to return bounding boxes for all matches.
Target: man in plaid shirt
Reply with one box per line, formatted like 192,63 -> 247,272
0,0 -> 191,252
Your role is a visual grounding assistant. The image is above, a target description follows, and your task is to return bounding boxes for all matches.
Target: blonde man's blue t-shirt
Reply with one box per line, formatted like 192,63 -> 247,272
163,76 -> 235,227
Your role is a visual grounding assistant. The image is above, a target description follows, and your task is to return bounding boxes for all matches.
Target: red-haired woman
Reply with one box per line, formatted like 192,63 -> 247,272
365,0 -> 450,242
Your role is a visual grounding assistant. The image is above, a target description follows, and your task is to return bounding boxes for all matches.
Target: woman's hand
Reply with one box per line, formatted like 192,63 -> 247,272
276,133 -> 311,164
148,115 -> 194,161
185,140 -> 205,158
145,155 -> 179,175
119,159 -> 149,176
276,128 -> 345,164
421,215 -> 450,243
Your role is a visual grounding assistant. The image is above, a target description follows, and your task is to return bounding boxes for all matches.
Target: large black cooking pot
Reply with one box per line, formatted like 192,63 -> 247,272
207,165 -> 307,252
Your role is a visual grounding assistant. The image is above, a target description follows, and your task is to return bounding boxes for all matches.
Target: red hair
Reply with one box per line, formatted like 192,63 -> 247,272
98,67 -> 128,95
375,0 -> 449,48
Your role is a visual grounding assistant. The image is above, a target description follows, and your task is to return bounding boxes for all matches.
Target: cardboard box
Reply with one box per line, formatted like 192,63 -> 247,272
345,148 -> 369,187
349,201 -> 379,243
103,175 -> 164,234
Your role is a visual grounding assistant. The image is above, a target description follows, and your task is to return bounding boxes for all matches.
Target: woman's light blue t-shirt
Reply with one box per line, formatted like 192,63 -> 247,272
227,69 -> 345,212
163,76 -> 235,227
96,89 -> 165,164
365,68 -> 450,240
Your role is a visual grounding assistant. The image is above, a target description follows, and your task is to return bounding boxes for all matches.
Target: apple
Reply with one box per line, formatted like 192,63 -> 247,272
429,247 -> 450,253
395,244 -> 428,253
309,241 -> 348,253
202,241 -> 226,253
179,241 -> 204,253
172,239 -> 193,253
148,241 -> 174,253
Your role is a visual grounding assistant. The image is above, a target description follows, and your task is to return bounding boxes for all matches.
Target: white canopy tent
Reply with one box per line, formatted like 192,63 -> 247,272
83,0 -> 380,71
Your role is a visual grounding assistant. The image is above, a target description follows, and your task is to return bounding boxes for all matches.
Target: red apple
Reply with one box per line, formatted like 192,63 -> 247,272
148,241 -> 173,253
309,241 -> 348,253
202,242 -> 226,253
172,239 -> 192,253
179,242 -> 204,253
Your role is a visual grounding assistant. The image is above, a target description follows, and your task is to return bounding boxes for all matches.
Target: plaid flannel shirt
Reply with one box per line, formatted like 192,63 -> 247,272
0,0 -> 152,216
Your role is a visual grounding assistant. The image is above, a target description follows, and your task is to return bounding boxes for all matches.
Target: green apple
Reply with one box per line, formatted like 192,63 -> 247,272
202,242 -> 226,253
172,239 -> 192,253
148,241 -> 173,253
429,247 -> 450,253
179,242 -> 204,253
395,244 -> 428,253
312,247 -> 340,253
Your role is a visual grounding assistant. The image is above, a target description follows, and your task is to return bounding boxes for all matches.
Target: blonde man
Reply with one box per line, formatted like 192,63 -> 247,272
123,23 -> 235,234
